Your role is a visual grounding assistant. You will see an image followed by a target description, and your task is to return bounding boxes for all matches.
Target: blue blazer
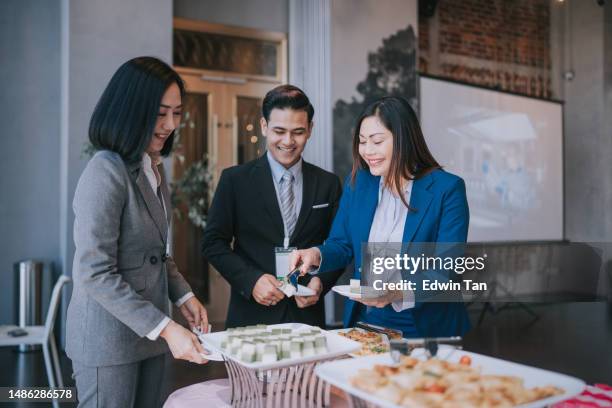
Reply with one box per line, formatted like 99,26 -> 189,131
318,168 -> 471,337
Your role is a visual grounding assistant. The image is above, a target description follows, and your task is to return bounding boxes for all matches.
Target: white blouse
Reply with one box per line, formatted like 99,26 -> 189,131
369,178 -> 413,243
142,153 -> 194,340
368,178 -> 415,312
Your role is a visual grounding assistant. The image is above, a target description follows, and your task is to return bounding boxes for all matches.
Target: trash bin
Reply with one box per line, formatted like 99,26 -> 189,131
13,260 -> 43,352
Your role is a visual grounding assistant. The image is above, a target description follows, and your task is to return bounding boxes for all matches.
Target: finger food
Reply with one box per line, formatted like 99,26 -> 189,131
350,355 -> 564,407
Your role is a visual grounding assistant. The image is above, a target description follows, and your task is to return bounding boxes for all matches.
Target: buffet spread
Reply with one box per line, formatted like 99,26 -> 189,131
337,328 -> 390,355
350,355 -> 563,407
221,325 -> 328,363
196,323 -> 585,408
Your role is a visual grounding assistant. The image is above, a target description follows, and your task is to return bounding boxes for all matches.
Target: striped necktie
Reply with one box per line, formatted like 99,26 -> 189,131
279,170 -> 297,239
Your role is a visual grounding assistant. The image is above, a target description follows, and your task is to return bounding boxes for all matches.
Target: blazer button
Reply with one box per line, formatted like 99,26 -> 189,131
161,253 -> 168,262
150,256 -> 158,265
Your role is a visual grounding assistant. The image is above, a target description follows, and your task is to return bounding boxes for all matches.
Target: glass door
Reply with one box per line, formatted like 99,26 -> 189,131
170,77 -> 224,316
226,81 -> 273,165
171,92 -> 210,304
172,73 -> 276,323
172,19 -> 286,326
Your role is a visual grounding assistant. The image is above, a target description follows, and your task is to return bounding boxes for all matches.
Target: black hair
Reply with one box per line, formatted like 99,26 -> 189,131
261,84 -> 314,123
88,56 -> 185,164
351,96 -> 440,207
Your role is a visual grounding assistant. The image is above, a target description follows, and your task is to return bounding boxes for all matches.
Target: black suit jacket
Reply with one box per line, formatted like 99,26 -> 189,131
202,155 -> 343,328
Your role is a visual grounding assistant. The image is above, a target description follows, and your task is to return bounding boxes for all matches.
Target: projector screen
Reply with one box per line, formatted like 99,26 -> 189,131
420,76 -> 564,242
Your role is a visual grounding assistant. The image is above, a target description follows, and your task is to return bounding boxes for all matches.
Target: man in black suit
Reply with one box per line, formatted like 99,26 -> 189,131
202,85 -> 343,328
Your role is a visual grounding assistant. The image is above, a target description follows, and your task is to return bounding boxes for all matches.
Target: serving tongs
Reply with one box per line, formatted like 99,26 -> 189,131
278,262 -> 319,297
285,267 -> 301,291
285,262 -> 319,289
389,336 -> 463,361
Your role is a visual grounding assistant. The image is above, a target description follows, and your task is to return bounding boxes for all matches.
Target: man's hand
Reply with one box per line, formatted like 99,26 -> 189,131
160,320 -> 208,364
289,247 -> 322,276
179,297 -> 209,333
252,274 -> 285,306
295,276 -> 323,308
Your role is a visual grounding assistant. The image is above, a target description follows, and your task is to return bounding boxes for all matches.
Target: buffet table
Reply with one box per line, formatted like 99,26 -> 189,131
163,323 -> 358,408
163,323 -> 587,408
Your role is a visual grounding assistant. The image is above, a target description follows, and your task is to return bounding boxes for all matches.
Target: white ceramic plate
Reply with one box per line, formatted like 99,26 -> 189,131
331,284 -> 381,299
198,323 -> 360,371
315,345 -> 585,408
332,284 -> 362,299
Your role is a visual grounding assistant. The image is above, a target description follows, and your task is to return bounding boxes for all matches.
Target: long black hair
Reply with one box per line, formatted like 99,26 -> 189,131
351,96 -> 440,208
89,56 -> 185,164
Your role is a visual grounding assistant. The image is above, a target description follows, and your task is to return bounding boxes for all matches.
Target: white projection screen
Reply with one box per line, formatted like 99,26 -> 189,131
420,76 -> 564,242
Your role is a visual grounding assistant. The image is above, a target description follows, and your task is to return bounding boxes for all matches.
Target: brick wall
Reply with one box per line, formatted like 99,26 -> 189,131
419,0 -> 552,98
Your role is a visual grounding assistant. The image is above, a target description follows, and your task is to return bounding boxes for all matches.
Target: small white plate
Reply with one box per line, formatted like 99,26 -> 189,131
332,284 -> 361,299
199,350 -> 224,361
294,284 -> 316,297
331,284 -> 381,299
194,325 -> 224,362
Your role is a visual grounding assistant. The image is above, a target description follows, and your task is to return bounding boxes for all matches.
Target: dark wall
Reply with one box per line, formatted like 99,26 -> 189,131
415,0 -> 612,308
419,0 -> 552,98
418,0 -> 612,244
0,0 -> 174,337
0,0 -> 61,324
419,0 -> 553,98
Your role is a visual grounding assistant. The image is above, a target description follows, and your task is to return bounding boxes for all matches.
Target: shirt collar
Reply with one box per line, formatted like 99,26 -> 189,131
380,177 -> 412,191
142,152 -> 162,167
142,152 -> 151,168
266,150 -> 302,184
379,177 -> 413,200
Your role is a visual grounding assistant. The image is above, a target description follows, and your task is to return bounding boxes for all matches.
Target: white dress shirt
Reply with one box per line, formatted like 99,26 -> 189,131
142,153 -> 194,340
368,178 -> 415,312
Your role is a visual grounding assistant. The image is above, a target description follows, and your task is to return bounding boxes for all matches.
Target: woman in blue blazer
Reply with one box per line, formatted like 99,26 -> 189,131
291,96 -> 470,337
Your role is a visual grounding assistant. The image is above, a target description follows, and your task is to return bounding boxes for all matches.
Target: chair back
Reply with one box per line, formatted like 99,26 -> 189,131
43,275 -> 72,339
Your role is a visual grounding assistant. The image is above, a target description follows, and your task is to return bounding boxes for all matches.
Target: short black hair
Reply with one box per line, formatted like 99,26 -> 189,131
89,56 -> 185,164
261,84 -> 314,123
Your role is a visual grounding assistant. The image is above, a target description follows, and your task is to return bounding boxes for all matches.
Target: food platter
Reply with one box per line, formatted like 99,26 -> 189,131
330,328 -> 391,357
197,323 -> 360,370
315,346 -> 585,408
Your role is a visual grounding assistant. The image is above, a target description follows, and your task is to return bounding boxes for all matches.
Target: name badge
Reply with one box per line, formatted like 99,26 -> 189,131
275,246 -> 297,278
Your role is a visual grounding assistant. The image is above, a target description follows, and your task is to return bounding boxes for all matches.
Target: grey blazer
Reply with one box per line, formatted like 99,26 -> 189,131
66,150 -> 192,367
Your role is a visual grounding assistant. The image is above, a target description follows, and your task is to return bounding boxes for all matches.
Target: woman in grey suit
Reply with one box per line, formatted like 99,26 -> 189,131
66,57 -> 209,408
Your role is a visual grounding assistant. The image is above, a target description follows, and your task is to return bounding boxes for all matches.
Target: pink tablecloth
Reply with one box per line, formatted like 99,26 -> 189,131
164,379 -> 232,408
163,379 -> 349,408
